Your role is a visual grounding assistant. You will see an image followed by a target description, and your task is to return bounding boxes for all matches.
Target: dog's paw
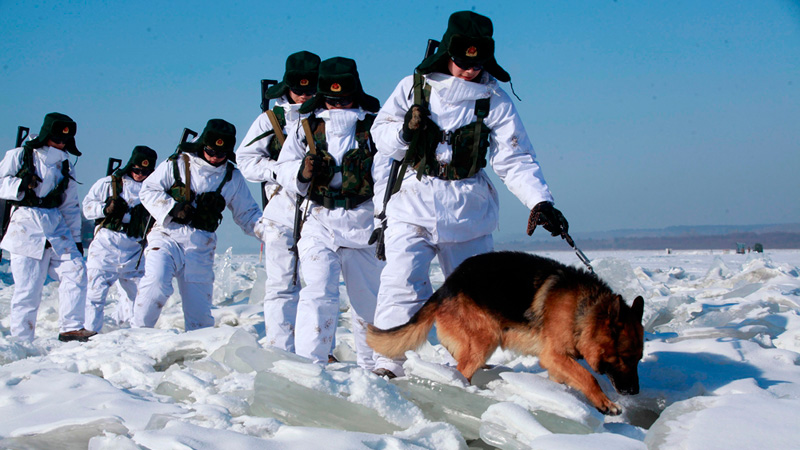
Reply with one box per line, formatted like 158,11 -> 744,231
597,400 -> 623,416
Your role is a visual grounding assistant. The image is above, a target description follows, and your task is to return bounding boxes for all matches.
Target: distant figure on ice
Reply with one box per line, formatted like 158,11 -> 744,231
369,11 -> 570,378
0,112 -> 95,342
132,119 -> 261,331
237,51 -> 320,353
276,57 -> 386,368
82,146 -> 158,332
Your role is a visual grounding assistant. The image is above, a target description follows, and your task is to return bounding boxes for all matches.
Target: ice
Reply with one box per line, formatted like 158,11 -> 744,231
2,249 -> 800,448
479,402 -> 551,449
0,419 -> 129,450
593,257 -> 646,302
251,370 -> 402,434
644,393 -> 800,450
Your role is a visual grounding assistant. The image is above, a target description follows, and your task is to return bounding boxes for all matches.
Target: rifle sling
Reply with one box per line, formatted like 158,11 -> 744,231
266,110 -> 286,147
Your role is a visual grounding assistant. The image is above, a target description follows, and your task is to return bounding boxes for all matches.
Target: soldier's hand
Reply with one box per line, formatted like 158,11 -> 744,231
527,201 -> 569,237
402,105 -> 430,143
169,201 -> 195,224
298,153 -> 323,183
104,197 -> 129,218
19,173 -> 41,192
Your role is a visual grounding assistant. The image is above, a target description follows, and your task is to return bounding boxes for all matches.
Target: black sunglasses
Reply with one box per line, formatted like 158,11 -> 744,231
130,167 -> 153,176
450,56 -> 484,71
290,87 -> 316,96
324,96 -> 354,107
204,146 -> 228,158
49,135 -> 67,145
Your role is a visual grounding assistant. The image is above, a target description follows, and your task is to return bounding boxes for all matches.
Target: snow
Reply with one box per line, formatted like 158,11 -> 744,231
1,248 -> 799,449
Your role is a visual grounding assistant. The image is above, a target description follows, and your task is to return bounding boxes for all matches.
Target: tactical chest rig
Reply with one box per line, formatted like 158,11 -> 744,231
14,147 -> 72,209
168,153 -> 233,232
98,175 -> 152,239
406,72 -> 491,181
301,114 -> 377,210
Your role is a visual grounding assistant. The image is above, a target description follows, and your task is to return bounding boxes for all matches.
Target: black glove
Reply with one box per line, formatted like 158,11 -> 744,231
527,201 -> 569,237
297,153 -> 324,183
76,242 -> 84,256
18,173 -> 41,192
103,197 -> 129,218
401,105 -> 430,143
169,201 -> 195,224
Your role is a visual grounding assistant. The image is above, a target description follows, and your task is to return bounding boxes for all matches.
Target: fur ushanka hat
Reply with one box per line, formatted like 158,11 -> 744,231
115,146 -> 158,177
178,119 -> 237,163
25,112 -> 81,156
299,57 -> 380,114
265,51 -> 321,100
416,11 -> 510,83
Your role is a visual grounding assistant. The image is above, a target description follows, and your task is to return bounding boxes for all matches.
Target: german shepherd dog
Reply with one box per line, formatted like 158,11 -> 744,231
367,251 -> 644,415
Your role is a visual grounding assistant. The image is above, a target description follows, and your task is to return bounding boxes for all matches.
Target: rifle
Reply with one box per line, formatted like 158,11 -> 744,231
106,158 -> 122,177
259,79 -> 278,209
135,127 -> 196,269
290,195 -> 304,286
370,39 -> 440,261
0,126 -> 30,260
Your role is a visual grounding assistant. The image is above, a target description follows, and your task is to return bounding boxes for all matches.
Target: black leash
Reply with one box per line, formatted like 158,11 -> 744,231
560,229 -> 594,273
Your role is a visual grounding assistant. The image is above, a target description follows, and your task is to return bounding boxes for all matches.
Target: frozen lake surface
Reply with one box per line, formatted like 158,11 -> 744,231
1,248 -> 799,449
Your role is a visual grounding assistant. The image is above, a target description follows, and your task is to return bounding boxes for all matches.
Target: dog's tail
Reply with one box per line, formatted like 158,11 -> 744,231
366,292 -> 441,359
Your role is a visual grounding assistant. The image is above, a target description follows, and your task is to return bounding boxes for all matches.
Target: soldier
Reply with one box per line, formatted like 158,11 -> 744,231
275,57 -> 386,369
237,51 -> 320,353
369,11 -> 570,378
82,146 -> 157,332
132,119 -> 262,331
0,112 -> 94,342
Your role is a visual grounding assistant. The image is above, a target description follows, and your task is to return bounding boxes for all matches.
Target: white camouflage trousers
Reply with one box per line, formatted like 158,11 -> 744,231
259,219 -> 301,352
84,267 -> 142,332
9,248 -> 87,341
132,238 -> 215,331
372,222 -> 493,376
296,230 -> 384,369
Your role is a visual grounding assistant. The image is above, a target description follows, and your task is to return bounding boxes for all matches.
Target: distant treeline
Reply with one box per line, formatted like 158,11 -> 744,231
496,231 -> 800,251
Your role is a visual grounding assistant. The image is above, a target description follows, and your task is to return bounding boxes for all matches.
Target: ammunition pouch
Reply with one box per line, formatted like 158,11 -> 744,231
408,97 -> 491,181
125,203 -> 151,239
13,148 -> 72,209
308,191 -> 370,210
190,191 -> 226,232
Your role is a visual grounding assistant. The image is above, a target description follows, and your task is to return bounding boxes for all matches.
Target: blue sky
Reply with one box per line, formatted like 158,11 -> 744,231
1,0 -> 798,251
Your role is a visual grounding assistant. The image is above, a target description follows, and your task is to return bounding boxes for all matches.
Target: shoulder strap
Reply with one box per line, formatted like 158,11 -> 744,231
110,175 -> 121,199
215,162 -> 235,194
469,97 -> 492,177
265,109 -> 286,147
301,117 -> 318,156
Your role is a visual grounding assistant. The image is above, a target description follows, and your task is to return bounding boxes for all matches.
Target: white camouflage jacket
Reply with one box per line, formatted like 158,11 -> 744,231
371,72 -> 555,244
0,143 -> 82,260
276,108 -> 378,249
236,96 -> 307,229
82,174 -> 146,272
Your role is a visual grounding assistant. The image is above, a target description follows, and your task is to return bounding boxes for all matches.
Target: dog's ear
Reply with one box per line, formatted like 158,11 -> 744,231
607,295 -> 622,321
631,296 -> 644,322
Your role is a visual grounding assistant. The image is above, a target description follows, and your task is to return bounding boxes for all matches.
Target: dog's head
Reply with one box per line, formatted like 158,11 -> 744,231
587,295 -> 645,395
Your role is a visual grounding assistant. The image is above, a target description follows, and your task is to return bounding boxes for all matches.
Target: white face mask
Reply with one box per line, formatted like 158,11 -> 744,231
319,109 -> 363,136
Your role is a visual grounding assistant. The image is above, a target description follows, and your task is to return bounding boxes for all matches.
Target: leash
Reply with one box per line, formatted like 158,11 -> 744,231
560,230 -> 594,273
